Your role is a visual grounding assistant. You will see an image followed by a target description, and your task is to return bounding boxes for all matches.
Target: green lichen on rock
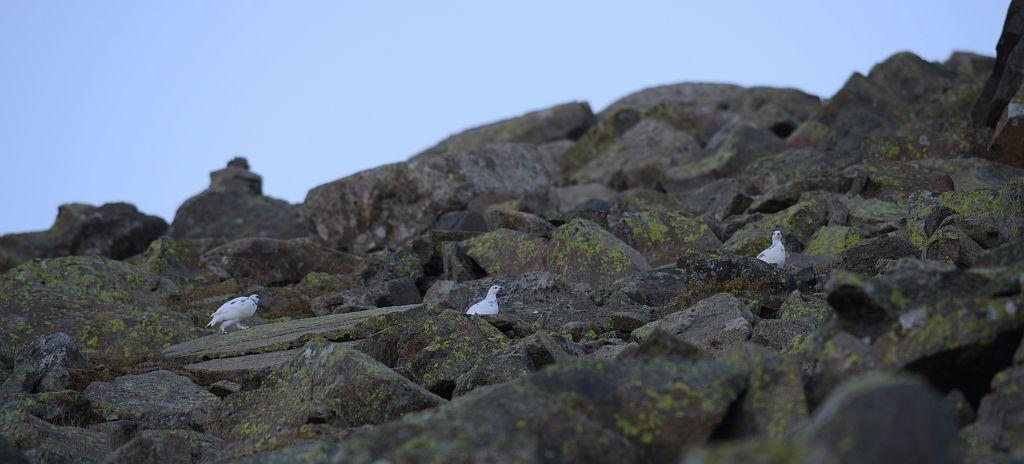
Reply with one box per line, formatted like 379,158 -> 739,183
0,256 -> 194,366
548,219 -> 651,287
337,356 -> 746,463
803,226 -> 863,256
464,228 -> 548,276
722,197 -> 830,256
216,340 -> 445,456
357,308 -> 510,394
906,189 -> 1001,247
720,343 -> 809,439
608,200 -> 721,267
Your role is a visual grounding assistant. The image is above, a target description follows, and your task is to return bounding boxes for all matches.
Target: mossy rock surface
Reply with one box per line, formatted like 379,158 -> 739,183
0,256 -> 194,366
721,197 -> 830,256
548,219 -> 651,288
82,369 -> 218,431
216,340 -> 445,456
803,226 -> 863,256
335,356 -> 747,464
356,308 -> 509,395
607,200 -> 721,267
463,228 -> 548,276
0,401 -> 110,463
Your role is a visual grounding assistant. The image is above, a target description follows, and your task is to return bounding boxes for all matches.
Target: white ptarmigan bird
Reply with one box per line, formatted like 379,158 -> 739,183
466,285 -> 501,315
206,294 -> 261,333
757,230 -> 786,268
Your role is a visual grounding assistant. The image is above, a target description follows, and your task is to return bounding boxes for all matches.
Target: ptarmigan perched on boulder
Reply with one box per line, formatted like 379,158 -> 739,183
466,285 -> 501,315
207,294 -> 261,333
756,230 -> 786,268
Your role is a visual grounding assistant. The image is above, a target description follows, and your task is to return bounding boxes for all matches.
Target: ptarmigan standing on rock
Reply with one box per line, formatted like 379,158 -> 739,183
757,230 -> 786,268
207,294 -> 261,333
466,285 -> 501,315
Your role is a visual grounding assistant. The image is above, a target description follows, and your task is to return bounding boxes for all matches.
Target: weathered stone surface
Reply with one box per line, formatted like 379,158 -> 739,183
906,179 -> 1024,248
83,370 -> 218,430
161,304 -> 418,363
356,308 -> 509,396
607,199 -> 721,267
669,250 -> 799,310
305,143 -> 555,253
673,178 -> 754,220
333,357 -> 746,463
168,160 -> 306,241
803,225 -> 863,256
200,237 -> 362,286
1,333 -> 85,395
414,101 -> 593,159
664,124 -> 787,191
105,430 -> 223,464
973,0 -> 1024,129
721,195 -> 830,256
961,364 -> 1024,460
453,331 -> 582,396
463,228 -> 548,277
0,256 -> 193,366
216,340 -> 445,455
571,118 -> 703,190
483,206 -> 554,237
633,293 -> 755,356
804,374 -> 962,464
183,348 -> 303,388
830,235 -> 918,275
310,277 -> 420,315
0,401 -> 110,463
719,343 -> 810,439
548,219 -> 650,288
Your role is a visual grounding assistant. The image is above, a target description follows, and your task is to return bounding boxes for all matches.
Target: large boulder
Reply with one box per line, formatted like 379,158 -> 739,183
168,158 -> 307,240
453,331 -> 583,396
607,199 -> 721,267
463,228 -> 549,277
547,219 -> 650,288
0,401 -> 110,463
632,293 -> 756,356
570,118 -> 703,190
1,333 -> 85,394
0,256 -> 194,366
331,356 -> 747,463
972,0 -> 1024,129
356,308 -> 509,397
82,369 -> 219,430
414,102 -> 593,160
803,374 -> 962,464
305,143 -> 556,253
199,237 -> 362,286
0,202 -> 167,273
216,340 -> 446,456
105,430 -> 224,464
906,179 -> 1024,248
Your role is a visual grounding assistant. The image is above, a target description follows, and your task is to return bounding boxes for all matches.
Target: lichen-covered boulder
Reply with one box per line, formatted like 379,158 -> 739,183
633,293 -> 755,356
131,236 -> 225,285
463,228 -> 548,277
664,124 -> 787,191
830,235 -> 918,275
719,343 -> 810,439
453,331 -> 583,396
412,101 -> 593,159
356,308 -> 509,396
669,250 -> 799,311
200,237 -> 362,286
961,364 -> 1024,460
105,430 -> 224,464
305,143 -> 555,253
168,160 -> 307,240
803,226 -> 863,256
216,340 -> 446,456
804,374 -> 962,464
333,356 -> 747,463
310,277 -> 420,315
906,179 -> 1024,248
83,369 -> 219,430
0,401 -> 110,463
607,200 -> 721,267
673,178 -> 753,220
1,333 -> 85,395
483,205 -> 554,237
570,118 -> 703,190
548,219 -> 650,288
721,195 -> 830,256
0,256 -> 194,366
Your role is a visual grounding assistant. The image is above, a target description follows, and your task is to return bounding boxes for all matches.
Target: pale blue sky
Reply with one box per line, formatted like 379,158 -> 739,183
0,1 -> 1008,234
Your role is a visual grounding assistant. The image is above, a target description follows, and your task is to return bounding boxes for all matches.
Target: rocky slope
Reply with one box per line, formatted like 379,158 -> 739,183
4,7 -> 1024,464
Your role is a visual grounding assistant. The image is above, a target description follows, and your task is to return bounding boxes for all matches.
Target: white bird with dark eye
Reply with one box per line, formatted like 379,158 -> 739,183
206,294 -> 261,333
466,285 -> 501,315
757,230 -> 786,268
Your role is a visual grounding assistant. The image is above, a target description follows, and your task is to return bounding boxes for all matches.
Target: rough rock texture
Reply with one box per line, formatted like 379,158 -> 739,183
168,159 -> 307,240
216,340 -> 445,455
633,293 -> 755,356
0,256 -> 193,366
1,333 -> 86,394
452,331 -> 583,396
305,143 -> 556,253
200,237 -> 362,286
82,369 -> 219,430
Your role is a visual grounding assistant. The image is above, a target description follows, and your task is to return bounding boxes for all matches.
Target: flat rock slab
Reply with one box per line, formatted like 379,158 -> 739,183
184,342 -> 361,387
162,304 -> 418,363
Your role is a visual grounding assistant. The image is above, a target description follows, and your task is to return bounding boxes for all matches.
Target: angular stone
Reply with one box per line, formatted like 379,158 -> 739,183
548,219 -> 650,288
633,293 -> 756,356
200,237 -> 362,286
1,333 -> 86,394
83,370 -> 219,430
607,199 -> 721,267
453,331 -> 582,396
